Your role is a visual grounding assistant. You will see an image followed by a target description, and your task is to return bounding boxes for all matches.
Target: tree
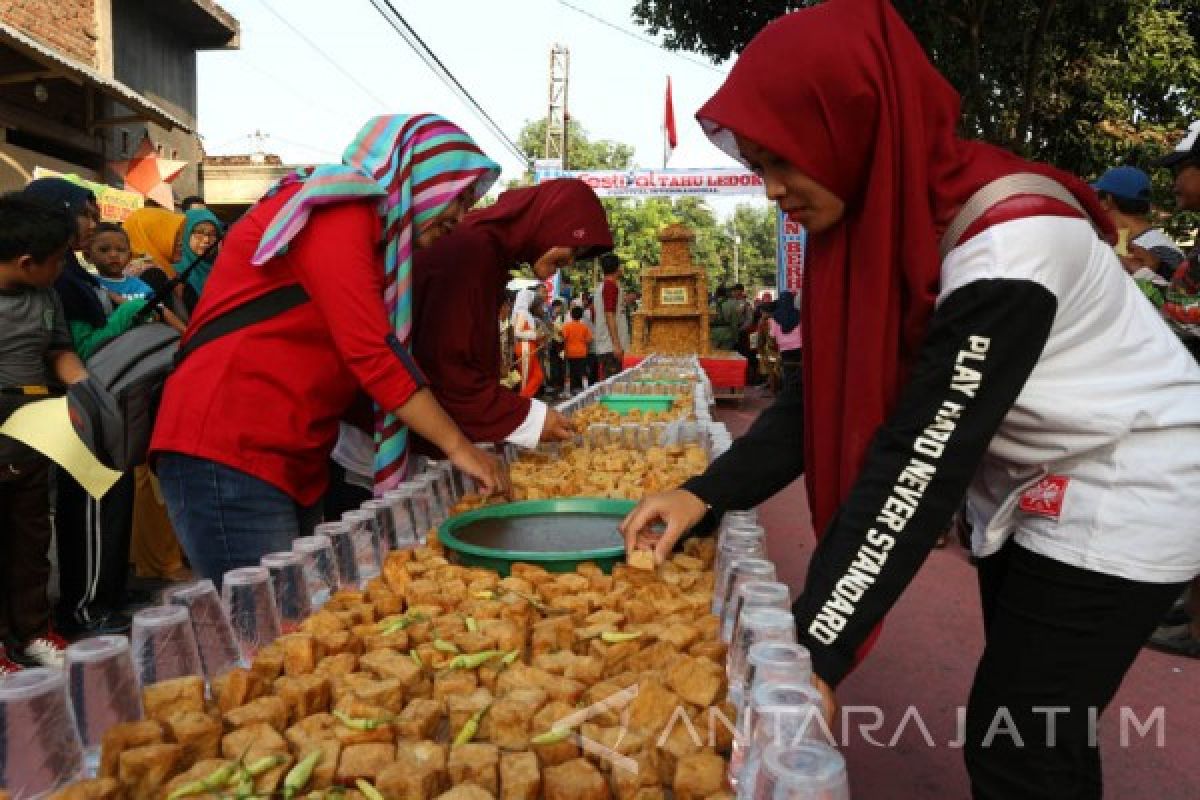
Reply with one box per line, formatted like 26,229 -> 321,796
516,118 -> 635,172
630,0 -> 1200,182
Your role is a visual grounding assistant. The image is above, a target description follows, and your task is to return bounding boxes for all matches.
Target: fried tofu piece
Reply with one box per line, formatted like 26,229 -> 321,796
666,656 -> 726,708
500,751 -> 541,800
545,758 -> 609,800
166,710 -> 222,767
46,778 -> 121,800
325,589 -> 367,610
610,751 -> 661,800
163,759 -> 232,800
289,739 -> 341,789
627,550 -> 656,571
363,628 -> 410,653
211,667 -> 266,715
687,641 -> 726,663
285,712 -> 339,750
496,665 -> 583,705
531,617 -> 574,656
331,699 -> 397,746
448,742 -> 500,796
657,624 -> 701,651
589,639 -> 642,676
280,633 -> 323,677
530,702 -> 581,767
673,752 -> 726,800
435,785 -> 496,800
656,724 -> 702,786
434,670 -> 479,702
627,679 -> 679,736
317,629 -> 362,657
251,642 -> 286,683
117,743 -> 184,800
454,629 -> 499,655
346,675 -> 405,714
698,702 -> 738,756
337,742 -> 396,783
358,648 -> 418,684
479,619 -> 524,653
300,610 -> 347,636
378,741 -> 448,800
580,726 -> 647,773
314,652 -> 360,681
99,719 -> 165,779
511,563 -> 552,585
396,697 -> 443,740
223,694 -> 289,732
480,688 -> 545,750
632,790 -> 667,800
221,722 -> 288,761
274,673 -> 334,723
382,550 -> 413,594
447,688 -> 494,736
369,589 -> 405,618
142,675 -> 206,723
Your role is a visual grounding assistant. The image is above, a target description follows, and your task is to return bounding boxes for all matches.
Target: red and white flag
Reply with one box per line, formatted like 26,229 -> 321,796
664,76 -> 678,166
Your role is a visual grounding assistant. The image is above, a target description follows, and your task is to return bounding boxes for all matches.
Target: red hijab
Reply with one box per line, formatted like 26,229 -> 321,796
460,178 -> 613,273
697,0 -> 1113,537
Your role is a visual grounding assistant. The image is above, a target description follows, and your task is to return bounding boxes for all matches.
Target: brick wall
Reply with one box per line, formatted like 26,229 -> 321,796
0,0 -> 98,68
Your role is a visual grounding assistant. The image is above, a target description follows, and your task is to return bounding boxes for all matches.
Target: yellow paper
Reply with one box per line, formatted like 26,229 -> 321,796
1116,228 -> 1131,257
0,397 -> 122,497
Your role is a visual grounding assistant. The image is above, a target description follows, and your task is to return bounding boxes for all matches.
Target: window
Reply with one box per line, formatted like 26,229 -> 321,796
120,129 -> 129,155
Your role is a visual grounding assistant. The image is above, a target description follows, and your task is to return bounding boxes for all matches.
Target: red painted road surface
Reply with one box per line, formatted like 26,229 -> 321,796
716,394 -> 1200,799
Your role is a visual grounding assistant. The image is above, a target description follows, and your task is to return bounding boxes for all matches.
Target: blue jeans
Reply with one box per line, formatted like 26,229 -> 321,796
156,453 -> 320,587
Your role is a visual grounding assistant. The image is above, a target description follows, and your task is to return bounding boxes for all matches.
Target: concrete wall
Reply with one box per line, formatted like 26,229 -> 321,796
0,133 -> 99,193
0,0 -> 98,68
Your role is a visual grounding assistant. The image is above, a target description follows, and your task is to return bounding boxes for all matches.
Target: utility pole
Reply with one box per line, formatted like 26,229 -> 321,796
546,44 -> 570,168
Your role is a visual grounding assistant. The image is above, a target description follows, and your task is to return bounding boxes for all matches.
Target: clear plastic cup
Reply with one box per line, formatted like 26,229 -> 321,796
382,490 -> 420,550
0,668 -> 84,795
361,499 -> 397,556
728,606 -> 796,687
720,559 -> 779,641
587,423 -> 608,449
397,484 -> 433,543
221,566 -> 282,659
260,551 -> 312,633
607,424 -> 623,447
752,742 -> 849,800
130,605 -> 205,686
726,582 -> 794,705
721,510 -> 758,533
412,473 -> 448,526
293,534 -> 340,609
65,636 -> 141,777
314,521 -> 360,588
426,460 -> 459,504
164,579 -> 244,677
734,683 -> 826,796
649,421 -> 668,446
713,531 -> 769,615
343,509 -> 385,579
620,423 -> 640,448
746,642 -> 813,703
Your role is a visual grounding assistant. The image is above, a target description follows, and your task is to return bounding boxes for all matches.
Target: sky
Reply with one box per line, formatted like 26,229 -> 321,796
196,0 -> 769,216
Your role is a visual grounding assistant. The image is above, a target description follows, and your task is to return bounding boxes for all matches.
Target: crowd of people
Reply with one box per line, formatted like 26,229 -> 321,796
1,0 -> 1200,794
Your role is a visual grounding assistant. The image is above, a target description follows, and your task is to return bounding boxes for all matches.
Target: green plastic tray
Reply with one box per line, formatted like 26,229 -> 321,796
438,498 -> 635,576
599,394 -> 674,414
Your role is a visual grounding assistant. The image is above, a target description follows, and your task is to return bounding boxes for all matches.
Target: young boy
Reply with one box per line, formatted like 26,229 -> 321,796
562,305 -> 592,393
0,194 -> 86,671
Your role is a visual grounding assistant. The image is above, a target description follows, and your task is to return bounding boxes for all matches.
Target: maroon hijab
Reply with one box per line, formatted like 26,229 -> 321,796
696,0 -> 1113,538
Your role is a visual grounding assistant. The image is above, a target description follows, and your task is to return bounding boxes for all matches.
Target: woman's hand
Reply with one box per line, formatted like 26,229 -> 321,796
446,440 -> 511,499
619,488 -> 708,564
540,408 -> 574,442
813,674 -> 838,732
125,257 -> 155,277
160,307 -> 187,335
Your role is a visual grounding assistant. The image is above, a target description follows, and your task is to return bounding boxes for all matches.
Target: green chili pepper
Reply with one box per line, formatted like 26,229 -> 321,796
233,774 -> 256,799
333,709 -> 388,730
465,616 -> 478,633
410,648 -> 423,666
530,727 -> 573,745
501,649 -> 520,665
453,704 -> 490,746
443,649 -> 504,671
246,754 -> 287,777
167,761 -> 240,799
433,638 -> 460,654
601,631 -> 644,643
474,590 -> 496,600
282,750 -> 323,799
356,779 -> 386,800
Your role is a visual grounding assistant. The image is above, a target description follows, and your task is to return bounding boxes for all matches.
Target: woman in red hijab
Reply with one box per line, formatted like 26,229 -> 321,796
622,0 -> 1200,796
412,178 -> 612,450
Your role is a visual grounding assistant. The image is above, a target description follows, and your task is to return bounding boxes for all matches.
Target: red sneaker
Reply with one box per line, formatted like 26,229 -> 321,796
0,645 -> 24,675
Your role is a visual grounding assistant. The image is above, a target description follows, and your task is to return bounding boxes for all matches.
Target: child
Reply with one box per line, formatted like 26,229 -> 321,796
562,305 -> 592,393
85,222 -> 186,336
0,193 -> 86,670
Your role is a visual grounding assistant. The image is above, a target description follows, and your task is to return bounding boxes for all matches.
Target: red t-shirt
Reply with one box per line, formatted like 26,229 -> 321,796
150,184 -> 424,505
601,277 -> 619,313
562,320 -> 592,359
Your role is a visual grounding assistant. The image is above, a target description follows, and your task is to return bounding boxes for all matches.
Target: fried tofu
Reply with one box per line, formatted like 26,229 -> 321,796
530,702 -> 581,767
300,610 -> 347,636
434,670 -> 479,702
336,742 -> 396,783
481,688 -> 546,750
447,688 -> 494,736
211,667 -> 267,714
46,777 -> 121,800
479,619 -> 524,653
544,758 -> 609,800
285,712 -> 339,751
313,652 -> 360,681
448,742 -> 500,795
435,785 -> 497,800
221,722 -> 288,761
280,633 -> 323,677
291,738 -> 342,789
673,752 -> 727,800
610,751 -> 661,800
274,673 -> 334,723
141,675 -> 206,723
359,648 -> 421,685
346,675 -> 405,714
531,617 -> 574,656
331,699 -> 397,746
657,624 -> 701,652
223,694 -> 289,732
500,751 -> 541,800
251,642 -> 286,683
117,743 -> 184,800
317,629 -> 363,657
396,697 -> 444,740
163,759 -> 232,800
666,656 -> 726,708
377,741 -> 448,800
627,550 -> 656,571
99,719 -> 165,779
626,679 -> 680,736
165,710 -> 222,767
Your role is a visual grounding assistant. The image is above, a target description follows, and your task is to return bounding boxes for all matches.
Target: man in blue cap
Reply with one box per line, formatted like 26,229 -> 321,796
1092,165 -> 1184,282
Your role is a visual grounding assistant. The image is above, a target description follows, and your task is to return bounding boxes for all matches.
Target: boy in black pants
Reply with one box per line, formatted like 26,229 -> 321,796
0,194 -> 86,671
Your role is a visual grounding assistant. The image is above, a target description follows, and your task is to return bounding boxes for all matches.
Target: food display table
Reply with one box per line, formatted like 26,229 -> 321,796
622,353 -> 747,404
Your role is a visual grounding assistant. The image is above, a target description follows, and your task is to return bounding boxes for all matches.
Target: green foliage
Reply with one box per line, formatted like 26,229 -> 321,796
516,118 -> 636,172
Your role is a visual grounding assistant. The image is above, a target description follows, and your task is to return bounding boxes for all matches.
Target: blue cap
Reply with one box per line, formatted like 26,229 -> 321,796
1092,166 -> 1152,201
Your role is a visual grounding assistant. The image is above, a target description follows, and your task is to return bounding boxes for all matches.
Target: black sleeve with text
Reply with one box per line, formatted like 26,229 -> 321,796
791,279 -> 1057,687
682,383 -> 805,512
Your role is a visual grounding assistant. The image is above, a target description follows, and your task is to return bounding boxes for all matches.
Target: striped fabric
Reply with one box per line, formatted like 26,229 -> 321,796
251,114 -> 500,494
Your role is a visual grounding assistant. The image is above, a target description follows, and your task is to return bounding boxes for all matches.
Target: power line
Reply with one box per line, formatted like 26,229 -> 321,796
366,0 -> 530,168
254,0 -> 392,110
556,0 -> 727,76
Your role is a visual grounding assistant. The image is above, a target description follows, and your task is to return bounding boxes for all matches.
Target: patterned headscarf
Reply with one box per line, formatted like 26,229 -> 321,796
251,113 -> 501,493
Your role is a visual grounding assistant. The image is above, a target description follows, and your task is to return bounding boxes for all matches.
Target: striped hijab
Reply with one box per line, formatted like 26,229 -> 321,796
252,114 -> 500,493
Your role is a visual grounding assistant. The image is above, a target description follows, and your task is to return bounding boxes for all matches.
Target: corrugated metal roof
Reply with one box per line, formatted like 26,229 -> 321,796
0,20 -> 193,133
